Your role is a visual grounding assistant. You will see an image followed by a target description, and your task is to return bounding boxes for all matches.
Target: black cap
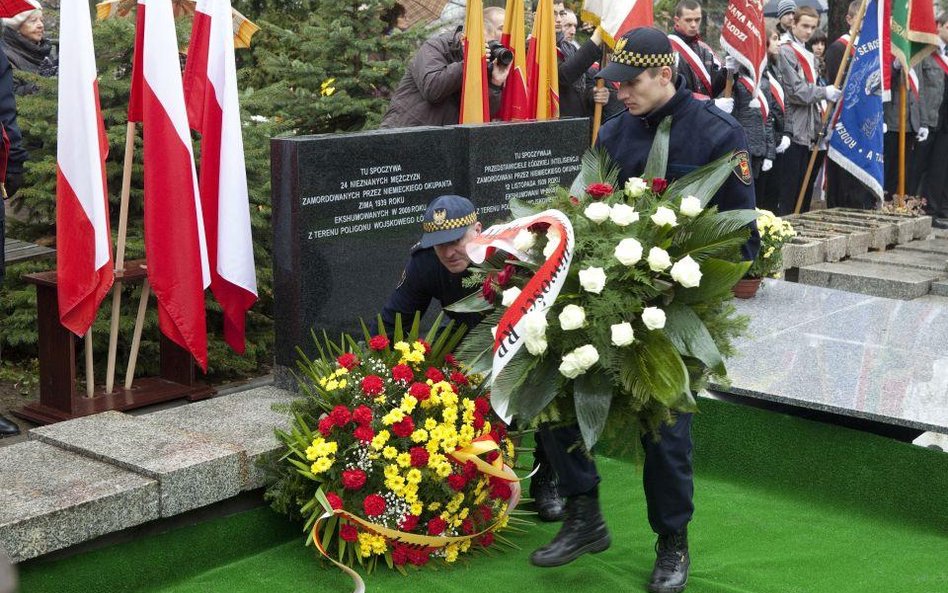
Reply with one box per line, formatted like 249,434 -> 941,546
419,195 -> 478,248
597,27 -> 677,83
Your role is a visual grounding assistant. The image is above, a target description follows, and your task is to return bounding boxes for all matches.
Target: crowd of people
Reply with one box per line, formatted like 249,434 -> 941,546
382,0 -> 948,225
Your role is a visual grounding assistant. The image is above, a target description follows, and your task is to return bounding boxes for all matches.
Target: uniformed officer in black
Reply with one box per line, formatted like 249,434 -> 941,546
381,194 -> 566,522
529,28 -> 759,593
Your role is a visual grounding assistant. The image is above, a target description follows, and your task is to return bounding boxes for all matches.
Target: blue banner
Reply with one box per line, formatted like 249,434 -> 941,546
827,0 -> 885,199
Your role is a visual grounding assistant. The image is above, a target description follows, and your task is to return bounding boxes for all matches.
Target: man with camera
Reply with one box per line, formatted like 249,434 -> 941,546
380,7 -> 511,128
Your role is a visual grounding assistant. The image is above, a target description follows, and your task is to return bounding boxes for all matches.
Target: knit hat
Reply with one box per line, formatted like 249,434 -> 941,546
776,0 -> 797,19
2,0 -> 42,31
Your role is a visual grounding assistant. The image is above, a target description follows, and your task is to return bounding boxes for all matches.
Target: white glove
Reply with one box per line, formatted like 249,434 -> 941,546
883,123 -> 888,133
714,97 -> 734,113
917,127 -> 930,142
724,55 -> 739,72
762,159 -> 773,172
776,135 -> 791,154
824,85 -> 842,101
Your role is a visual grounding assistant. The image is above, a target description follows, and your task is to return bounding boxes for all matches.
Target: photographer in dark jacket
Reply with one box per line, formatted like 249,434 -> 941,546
0,38 -> 27,438
381,8 -> 510,128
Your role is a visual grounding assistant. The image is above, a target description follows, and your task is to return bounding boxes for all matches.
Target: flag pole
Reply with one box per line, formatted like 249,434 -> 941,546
897,69 -> 907,205
84,330 -> 94,397
591,48 -> 609,144
793,0 -> 868,214
124,279 -> 150,389
105,121 -> 137,394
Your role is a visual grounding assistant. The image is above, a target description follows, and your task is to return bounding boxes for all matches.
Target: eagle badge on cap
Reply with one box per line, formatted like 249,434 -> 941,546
614,37 -> 628,53
433,208 -> 447,225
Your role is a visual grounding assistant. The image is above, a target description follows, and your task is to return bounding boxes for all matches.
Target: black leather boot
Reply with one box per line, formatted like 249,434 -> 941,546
648,530 -> 690,593
529,464 -> 565,522
0,413 -> 20,438
530,493 -> 611,567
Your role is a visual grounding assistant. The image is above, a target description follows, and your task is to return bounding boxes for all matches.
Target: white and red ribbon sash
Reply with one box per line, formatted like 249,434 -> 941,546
767,72 -> 785,112
738,74 -> 769,121
465,210 -> 574,422
936,50 -> 948,76
669,34 -> 713,94
907,67 -> 920,100
783,39 -> 817,84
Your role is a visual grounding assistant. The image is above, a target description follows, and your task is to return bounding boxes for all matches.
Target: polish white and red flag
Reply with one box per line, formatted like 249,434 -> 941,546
183,0 -> 257,354
56,0 -> 113,336
129,0 -> 210,370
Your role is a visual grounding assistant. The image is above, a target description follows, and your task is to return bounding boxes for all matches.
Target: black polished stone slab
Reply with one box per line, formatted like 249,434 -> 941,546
271,120 -> 588,379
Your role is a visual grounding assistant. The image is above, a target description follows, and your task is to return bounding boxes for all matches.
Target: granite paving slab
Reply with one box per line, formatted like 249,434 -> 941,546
715,281 -> 948,434
781,236 -> 825,269
851,250 -> 948,273
792,216 -> 892,250
143,386 -> 297,490
809,211 -> 914,244
0,441 -> 159,562
29,412 -> 242,517
932,281 -> 948,297
896,238 -> 948,255
798,260 -> 938,299
791,221 -> 873,255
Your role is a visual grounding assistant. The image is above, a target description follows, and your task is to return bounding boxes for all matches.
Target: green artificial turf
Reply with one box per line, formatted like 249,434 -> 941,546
18,398 -> 948,593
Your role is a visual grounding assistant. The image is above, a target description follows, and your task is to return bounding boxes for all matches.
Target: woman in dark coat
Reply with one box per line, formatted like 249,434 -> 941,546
2,1 -> 57,95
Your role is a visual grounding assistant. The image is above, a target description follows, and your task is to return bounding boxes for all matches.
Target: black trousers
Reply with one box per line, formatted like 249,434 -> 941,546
883,130 -> 918,197
537,413 -> 694,536
825,158 -> 876,210
777,143 -> 821,215
756,155 -> 783,213
923,129 -> 948,217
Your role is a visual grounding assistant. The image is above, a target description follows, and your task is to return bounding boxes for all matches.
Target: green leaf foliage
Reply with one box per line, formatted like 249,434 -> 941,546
573,371 -> 613,450
620,329 -> 690,407
663,303 -> 725,375
642,116 -> 672,181
664,152 -> 739,207
675,258 -> 751,304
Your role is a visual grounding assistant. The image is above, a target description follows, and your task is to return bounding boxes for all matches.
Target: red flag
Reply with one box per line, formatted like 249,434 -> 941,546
129,0 -> 211,370
581,0 -> 653,48
720,0 -> 767,95
56,0 -> 113,336
526,0 -> 559,119
499,0 -> 529,121
459,0 -> 490,123
183,0 -> 258,354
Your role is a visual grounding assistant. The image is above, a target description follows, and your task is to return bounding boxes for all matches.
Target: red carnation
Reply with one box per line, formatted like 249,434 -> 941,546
417,340 -> 431,354
409,447 -> 429,467
496,263 -> 516,287
651,177 -> 669,195
485,449 -> 500,463
392,416 -> 415,438
447,474 -> 468,491
585,182 -> 614,199
391,364 -> 413,383
363,493 -> 386,517
352,405 -> 373,427
330,405 -> 351,427
427,517 -> 447,535
529,221 -> 551,232
463,461 -> 478,480
481,273 -> 496,304
342,469 -> 367,491
339,523 -> 359,542
461,518 -> 475,535
369,335 -> 389,351
399,514 -> 419,532
569,195 -> 581,206
473,412 -> 485,430
450,371 -> 469,386
479,532 -> 495,547
318,416 -> 334,437
444,353 -> 457,366
392,544 -> 409,566
325,492 -> 343,510
490,479 -> 512,500
425,367 -> 445,383
409,381 -> 432,401
409,547 -> 431,566
474,397 -> 490,415
336,352 -> 359,370
353,425 -> 375,443
479,505 -> 493,522
360,375 -> 385,396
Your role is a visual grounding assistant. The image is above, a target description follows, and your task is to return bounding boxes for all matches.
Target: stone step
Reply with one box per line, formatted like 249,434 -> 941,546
895,238 -> 948,255
0,441 -> 159,562
142,386 -> 296,490
912,294 -> 948,307
932,281 -> 948,297
851,250 -> 948,273
30,411 -> 243,518
798,260 -> 939,299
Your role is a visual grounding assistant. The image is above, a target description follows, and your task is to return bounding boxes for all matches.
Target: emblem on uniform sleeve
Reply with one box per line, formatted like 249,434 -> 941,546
733,150 -> 752,186
433,208 -> 447,226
